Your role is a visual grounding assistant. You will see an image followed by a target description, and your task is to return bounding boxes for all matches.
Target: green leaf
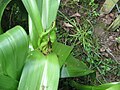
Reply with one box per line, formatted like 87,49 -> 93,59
22,0 -> 60,49
107,84 -> 120,90
22,0 -> 43,49
0,26 -> 29,79
18,50 -> 60,90
0,0 -> 11,34
46,52 -> 60,90
0,75 -> 18,90
22,0 -> 43,34
70,81 -> 120,90
98,82 -> 120,90
18,50 -> 46,90
52,41 -> 73,67
29,16 -> 39,49
36,0 -> 60,29
61,54 -> 93,78
70,81 -> 93,90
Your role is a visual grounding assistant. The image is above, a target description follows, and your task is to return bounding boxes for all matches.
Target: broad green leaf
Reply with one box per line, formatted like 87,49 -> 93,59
100,0 -> 119,15
70,81 -> 93,90
52,41 -> 73,67
0,26 -> 29,80
22,0 -> 42,49
107,84 -> 120,90
18,50 -> 60,90
61,54 -> 93,78
36,0 -> 60,29
29,16 -> 39,48
18,50 -> 46,90
107,15 -> 120,31
98,82 -> 120,90
0,75 -> 18,90
22,0 -> 43,34
22,0 -> 60,49
70,81 -> 120,90
0,0 -> 11,34
45,52 -> 60,90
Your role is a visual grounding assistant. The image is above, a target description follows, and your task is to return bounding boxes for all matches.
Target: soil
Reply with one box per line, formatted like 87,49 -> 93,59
57,0 -> 120,89
95,14 -> 120,63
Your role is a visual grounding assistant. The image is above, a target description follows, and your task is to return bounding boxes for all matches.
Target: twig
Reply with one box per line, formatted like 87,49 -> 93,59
94,63 -> 108,83
102,45 -> 119,64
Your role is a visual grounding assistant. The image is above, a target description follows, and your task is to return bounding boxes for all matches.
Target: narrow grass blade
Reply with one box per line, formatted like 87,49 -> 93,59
18,50 -> 60,90
61,54 -> 93,78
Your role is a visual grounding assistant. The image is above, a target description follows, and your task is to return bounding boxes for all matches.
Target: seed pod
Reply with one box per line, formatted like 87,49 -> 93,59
50,28 -> 56,43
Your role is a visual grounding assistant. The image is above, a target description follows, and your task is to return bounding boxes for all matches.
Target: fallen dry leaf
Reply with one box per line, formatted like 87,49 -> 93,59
102,52 -> 109,57
71,12 -> 81,17
63,22 -> 73,28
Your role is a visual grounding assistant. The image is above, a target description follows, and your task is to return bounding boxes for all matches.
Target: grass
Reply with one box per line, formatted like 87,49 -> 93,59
57,0 -> 119,88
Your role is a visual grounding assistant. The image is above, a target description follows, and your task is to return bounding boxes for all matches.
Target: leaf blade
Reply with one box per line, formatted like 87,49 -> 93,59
70,81 -> 120,90
61,54 -> 93,78
18,50 -> 60,90
0,75 -> 18,90
52,41 -> 73,67
36,0 -> 60,29
22,0 -> 43,34
0,26 -> 29,79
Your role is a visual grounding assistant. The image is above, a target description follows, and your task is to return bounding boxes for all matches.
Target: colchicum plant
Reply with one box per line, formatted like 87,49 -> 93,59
0,0 -> 120,90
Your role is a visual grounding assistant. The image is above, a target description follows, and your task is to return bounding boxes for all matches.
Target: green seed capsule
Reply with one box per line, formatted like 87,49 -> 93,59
50,28 -> 56,43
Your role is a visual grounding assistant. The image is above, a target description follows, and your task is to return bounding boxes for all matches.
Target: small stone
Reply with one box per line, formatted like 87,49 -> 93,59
105,15 -> 109,19
108,42 -> 114,46
102,52 -> 109,57
100,47 -> 106,52
109,36 -> 114,41
109,13 -> 114,18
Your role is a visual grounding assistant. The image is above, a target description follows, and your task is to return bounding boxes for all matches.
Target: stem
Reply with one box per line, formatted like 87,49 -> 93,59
38,21 -> 56,48
42,21 -> 55,37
